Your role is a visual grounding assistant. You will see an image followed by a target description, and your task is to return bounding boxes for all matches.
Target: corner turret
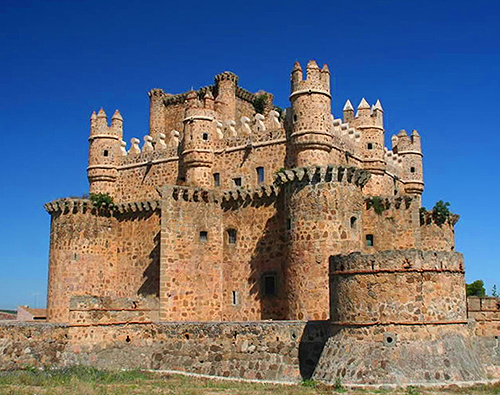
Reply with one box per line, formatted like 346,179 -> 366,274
289,60 -> 333,167
87,108 -> 121,195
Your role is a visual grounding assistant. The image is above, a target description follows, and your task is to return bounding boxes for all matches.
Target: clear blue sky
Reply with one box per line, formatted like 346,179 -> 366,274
1,0 -> 499,310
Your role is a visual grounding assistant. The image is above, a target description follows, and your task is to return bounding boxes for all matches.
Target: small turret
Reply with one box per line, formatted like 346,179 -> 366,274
214,71 -> 238,121
289,60 -> 333,167
87,108 -> 122,196
181,89 -> 217,187
111,110 -> 123,137
348,98 -> 386,177
343,99 -> 354,122
392,129 -> 424,196
148,88 -> 166,140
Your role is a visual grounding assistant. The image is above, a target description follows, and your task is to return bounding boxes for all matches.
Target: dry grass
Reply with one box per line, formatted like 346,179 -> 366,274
0,367 -> 499,395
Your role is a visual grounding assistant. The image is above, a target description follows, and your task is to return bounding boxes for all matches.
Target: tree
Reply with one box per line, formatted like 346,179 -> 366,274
492,285 -> 498,297
467,280 -> 486,297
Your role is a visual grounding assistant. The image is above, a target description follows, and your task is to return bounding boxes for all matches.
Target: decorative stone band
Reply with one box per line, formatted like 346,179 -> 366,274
290,130 -> 333,139
221,184 -> 279,203
397,150 -> 424,157
183,115 -> 214,123
289,89 -> 331,100
274,165 -> 371,189
87,165 -> 117,171
181,148 -> 212,155
329,320 -> 468,327
88,134 -> 120,141
329,250 -> 464,274
162,185 -> 220,204
331,267 -> 465,276
44,198 -> 160,215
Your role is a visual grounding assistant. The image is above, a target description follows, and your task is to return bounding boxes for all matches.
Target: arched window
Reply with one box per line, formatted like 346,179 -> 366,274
350,216 -> 357,229
227,229 -> 237,244
256,167 -> 265,184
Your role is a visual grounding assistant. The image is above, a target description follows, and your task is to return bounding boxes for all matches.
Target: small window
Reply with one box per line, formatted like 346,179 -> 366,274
103,150 -> 109,157
286,218 -> 292,231
199,231 -> 208,242
256,167 -> 265,184
227,229 -> 237,244
233,177 -> 242,187
350,216 -> 357,229
293,114 -> 298,123
213,173 -> 220,187
202,133 -> 209,141
367,143 -> 373,150
263,273 -> 277,296
366,234 -> 374,247
232,290 -> 239,305
410,167 -> 416,173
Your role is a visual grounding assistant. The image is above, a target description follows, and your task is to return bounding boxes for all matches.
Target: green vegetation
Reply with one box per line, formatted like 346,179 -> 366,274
253,94 -> 268,114
420,200 -> 459,226
367,196 -> 387,215
0,309 -> 16,314
492,285 -> 498,297
467,280 -> 486,297
89,193 -> 114,209
1,367 -> 500,394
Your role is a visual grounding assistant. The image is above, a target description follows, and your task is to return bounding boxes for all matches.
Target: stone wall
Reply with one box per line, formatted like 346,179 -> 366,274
69,296 -> 159,325
0,321 -> 329,383
420,221 -> 455,251
468,296 -> 500,336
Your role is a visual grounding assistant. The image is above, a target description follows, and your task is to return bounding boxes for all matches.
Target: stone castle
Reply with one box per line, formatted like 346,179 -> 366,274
10,59 -> 496,385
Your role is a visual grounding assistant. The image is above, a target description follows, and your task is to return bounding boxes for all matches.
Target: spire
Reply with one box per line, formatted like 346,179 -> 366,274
357,98 -> 370,110
112,109 -> 123,121
374,99 -> 383,112
343,100 -> 354,112
398,129 -> 408,136
411,129 -> 419,137
90,111 -> 97,120
321,64 -> 330,74
307,59 -> 319,69
97,108 -> 107,118
292,61 -> 302,72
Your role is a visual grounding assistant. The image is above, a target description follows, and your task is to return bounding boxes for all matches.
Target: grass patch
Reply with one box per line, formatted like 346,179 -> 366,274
0,368 -> 500,394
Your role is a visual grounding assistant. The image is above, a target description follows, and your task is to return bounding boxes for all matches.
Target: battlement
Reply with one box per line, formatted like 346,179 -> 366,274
90,108 -> 123,137
392,129 -> 422,153
44,198 -> 160,215
330,249 -> 464,274
290,60 -> 330,97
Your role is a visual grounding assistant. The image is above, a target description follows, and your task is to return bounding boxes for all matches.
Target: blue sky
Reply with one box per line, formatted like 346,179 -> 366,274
0,0 -> 499,309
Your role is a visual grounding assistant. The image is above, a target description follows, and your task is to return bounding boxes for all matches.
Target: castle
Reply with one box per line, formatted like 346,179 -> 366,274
32,60 -> 499,385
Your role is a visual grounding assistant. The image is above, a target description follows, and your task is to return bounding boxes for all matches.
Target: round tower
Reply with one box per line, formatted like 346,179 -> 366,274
87,108 -> 121,196
180,91 -> 216,187
214,71 -> 238,121
311,249 -> 486,385
396,129 -> 424,197
282,166 -> 368,321
289,60 -> 333,167
148,88 -> 166,140
355,98 -> 385,175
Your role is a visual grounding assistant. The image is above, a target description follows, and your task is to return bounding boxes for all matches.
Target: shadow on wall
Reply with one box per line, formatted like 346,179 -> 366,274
222,192 -> 287,320
298,321 -> 332,379
138,230 -> 160,297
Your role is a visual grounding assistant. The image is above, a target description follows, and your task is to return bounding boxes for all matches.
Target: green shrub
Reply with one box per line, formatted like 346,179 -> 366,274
253,94 -> 268,114
89,193 -> 114,209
